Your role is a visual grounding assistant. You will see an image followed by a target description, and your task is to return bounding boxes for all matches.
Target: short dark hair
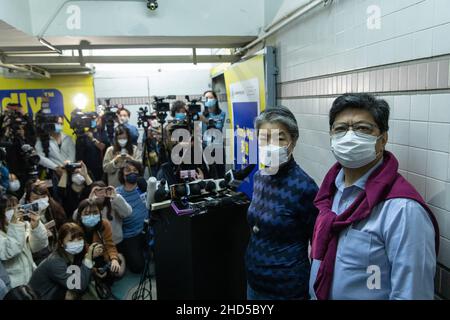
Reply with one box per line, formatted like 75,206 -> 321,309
171,100 -> 187,117
118,108 -> 131,117
118,160 -> 144,185
329,93 -> 390,133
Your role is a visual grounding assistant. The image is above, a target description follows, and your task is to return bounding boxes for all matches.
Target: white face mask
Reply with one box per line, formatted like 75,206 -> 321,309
118,139 -> 128,147
34,197 -> 50,212
119,116 -> 129,124
9,180 -> 21,192
64,239 -> 85,255
331,131 -> 382,169
5,209 -> 14,223
259,144 -> 291,168
71,173 -> 86,186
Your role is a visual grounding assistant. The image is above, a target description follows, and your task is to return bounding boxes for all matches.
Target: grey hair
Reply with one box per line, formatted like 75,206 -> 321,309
254,105 -> 299,142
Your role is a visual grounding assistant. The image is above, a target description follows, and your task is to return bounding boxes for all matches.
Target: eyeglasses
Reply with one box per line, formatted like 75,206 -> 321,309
331,122 -> 379,138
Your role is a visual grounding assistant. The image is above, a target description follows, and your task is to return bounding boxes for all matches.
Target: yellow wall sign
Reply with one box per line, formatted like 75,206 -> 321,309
0,75 -> 95,136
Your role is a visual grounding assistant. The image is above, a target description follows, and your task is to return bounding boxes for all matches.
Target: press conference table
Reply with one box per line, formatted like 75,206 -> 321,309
151,197 -> 250,300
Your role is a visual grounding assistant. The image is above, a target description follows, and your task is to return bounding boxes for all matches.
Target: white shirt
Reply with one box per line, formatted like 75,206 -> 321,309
35,133 -> 76,170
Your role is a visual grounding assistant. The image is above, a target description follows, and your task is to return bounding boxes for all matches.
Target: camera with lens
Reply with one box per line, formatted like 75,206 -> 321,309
137,106 -> 154,129
70,110 -> 97,135
21,144 -> 40,178
207,118 -> 218,130
19,202 -> 40,221
97,262 -> 111,274
2,110 -> 28,137
35,112 -> 60,133
65,162 -> 82,171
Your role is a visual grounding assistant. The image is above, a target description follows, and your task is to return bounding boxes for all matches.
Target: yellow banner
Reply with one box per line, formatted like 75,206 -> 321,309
0,75 -> 95,137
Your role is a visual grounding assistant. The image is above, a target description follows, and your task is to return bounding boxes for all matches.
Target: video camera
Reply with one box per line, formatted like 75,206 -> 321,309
137,106 -> 154,129
101,99 -> 119,141
69,109 -> 98,135
65,162 -> 82,171
1,109 -> 28,137
21,144 -> 40,178
35,112 -> 60,133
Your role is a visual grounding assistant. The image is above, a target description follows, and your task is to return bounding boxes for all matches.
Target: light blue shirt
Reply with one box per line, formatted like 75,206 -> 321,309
309,159 -> 436,300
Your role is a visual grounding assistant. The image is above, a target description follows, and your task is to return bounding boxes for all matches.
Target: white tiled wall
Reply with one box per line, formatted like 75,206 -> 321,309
269,0 -> 450,293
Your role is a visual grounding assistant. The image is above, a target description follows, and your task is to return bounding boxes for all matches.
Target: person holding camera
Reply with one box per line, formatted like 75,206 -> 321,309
75,116 -> 109,182
116,160 -> 149,274
199,90 -> 226,178
75,199 -> 125,293
0,103 -> 36,190
0,195 -> 49,289
117,108 -> 139,145
22,179 -> 67,264
29,222 -> 99,300
73,181 -> 132,246
57,161 -> 94,219
103,125 -> 141,187
35,116 -> 76,178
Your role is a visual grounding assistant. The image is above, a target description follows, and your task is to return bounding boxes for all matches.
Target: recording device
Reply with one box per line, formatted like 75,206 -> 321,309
170,183 -> 190,200
120,149 -> 127,157
35,112 -> 60,133
21,144 -> 40,178
137,106 -> 154,129
97,262 -> 111,274
69,109 -> 97,135
153,96 -> 170,113
65,162 -> 82,171
185,95 -> 202,115
1,109 -> 28,138
102,100 -> 119,142
19,202 -> 39,215
154,179 -> 170,203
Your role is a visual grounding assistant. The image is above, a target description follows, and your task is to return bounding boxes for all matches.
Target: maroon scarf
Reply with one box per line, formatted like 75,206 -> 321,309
311,151 -> 440,300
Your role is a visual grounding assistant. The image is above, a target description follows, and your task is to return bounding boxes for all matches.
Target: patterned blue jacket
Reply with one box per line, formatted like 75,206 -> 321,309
245,158 -> 318,299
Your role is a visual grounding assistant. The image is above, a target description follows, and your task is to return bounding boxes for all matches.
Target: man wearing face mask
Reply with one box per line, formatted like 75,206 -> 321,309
245,106 -> 319,300
75,115 -> 110,181
309,93 -> 440,300
117,108 -> 139,146
57,161 -> 93,219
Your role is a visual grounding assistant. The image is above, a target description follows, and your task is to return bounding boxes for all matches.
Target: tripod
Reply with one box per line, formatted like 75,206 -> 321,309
131,219 -> 155,300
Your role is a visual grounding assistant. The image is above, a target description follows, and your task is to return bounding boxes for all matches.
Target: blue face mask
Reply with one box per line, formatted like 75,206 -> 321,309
54,124 -> 62,133
175,113 -> 186,121
82,214 -> 101,228
91,120 -> 97,129
205,99 -> 217,108
125,173 -> 138,184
